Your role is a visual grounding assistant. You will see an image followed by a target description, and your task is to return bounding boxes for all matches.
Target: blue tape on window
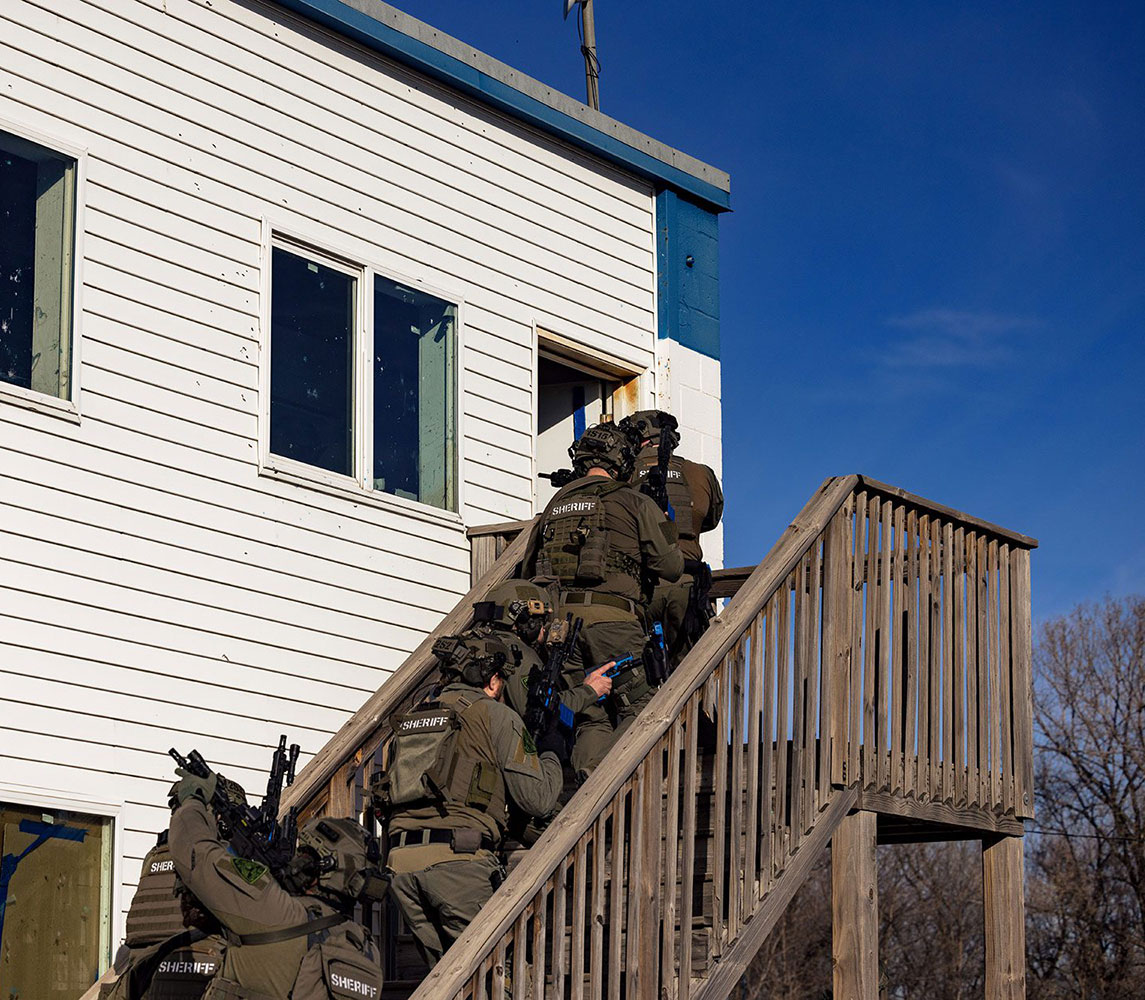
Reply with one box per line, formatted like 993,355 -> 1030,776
572,385 -> 586,441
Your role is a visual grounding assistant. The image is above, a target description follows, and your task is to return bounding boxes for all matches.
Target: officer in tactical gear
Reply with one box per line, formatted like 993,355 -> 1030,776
623,409 -> 724,668
470,579 -> 614,721
372,632 -> 564,967
167,774 -> 384,1000
101,831 -> 226,999
522,421 -> 684,780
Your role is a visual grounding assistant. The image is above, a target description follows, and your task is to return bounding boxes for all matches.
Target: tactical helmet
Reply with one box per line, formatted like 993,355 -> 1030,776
432,633 -> 517,687
620,410 -> 681,451
569,421 -> 637,480
295,817 -> 381,901
473,580 -> 553,644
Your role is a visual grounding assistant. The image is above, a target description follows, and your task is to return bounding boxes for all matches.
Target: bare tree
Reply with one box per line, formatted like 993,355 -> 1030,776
1028,595 -> 1145,998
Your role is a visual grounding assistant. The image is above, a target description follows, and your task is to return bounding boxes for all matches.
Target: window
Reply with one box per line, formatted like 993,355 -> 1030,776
267,238 -> 459,513
0,128 -> 77,401
0,802 -> 114,997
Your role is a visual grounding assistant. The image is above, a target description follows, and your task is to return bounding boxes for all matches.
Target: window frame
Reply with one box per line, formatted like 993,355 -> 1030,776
0,113 -> 87,423
258,221 -> 465,525
0,781 -> 124,975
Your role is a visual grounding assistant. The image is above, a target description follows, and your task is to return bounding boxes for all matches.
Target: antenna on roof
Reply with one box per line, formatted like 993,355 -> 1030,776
564,0 -> 600,111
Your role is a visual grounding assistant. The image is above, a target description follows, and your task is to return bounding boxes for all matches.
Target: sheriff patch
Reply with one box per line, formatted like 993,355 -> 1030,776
329,964 -> 380,999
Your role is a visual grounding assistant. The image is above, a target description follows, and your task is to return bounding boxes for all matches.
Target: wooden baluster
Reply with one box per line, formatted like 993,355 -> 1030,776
1010,547 -> 1034,819
728,637 -> 745,937
986,537 -> 1001,810
745,614 -> 764,906
590,813 -> 607,1000
533,881 -> 548,1000
807,539 -> 824,823
877,499 -> 894,793
638,750 -> 663,1000
978,533 -> 992,808
711,657 -> 729,955
775,580 -> 792,861
512,910 -> 528,1000
552,857 -> 568,999
608,785 -> 627,1000
998,543 -> 1013,814
471,959 -> 488,1000
952,525 -> 966,806
625,765 -> 645,989
915,515 -> 931,800
825,499 -> 854,794
863,494 -> 880,790
929,517 -> 942,802
849,494 -> 866,792
966,531 -> 981,808
904,508 -> 919,800
570,836 -> 587,1000
891,504 -> 906,795
790,554 -> 807,855
661,721 -> 681,999
678,697 -> 700,1000
761,594 -> 778,888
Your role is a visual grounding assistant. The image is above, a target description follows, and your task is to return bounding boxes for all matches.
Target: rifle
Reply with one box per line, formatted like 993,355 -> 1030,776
682,558 -> 716,649
524,613 -> 582,736
169,735 -> 300,877
539,468 -> 579,489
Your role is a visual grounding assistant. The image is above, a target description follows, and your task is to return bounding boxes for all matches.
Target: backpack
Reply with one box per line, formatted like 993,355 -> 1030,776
373,701 -> 462,812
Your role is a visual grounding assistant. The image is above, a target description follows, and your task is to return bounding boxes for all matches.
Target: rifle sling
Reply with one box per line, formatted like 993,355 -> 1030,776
227,912 -> 346,946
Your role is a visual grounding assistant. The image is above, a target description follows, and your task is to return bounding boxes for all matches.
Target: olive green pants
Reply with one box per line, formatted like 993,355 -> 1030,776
559,608 -> 652,781
388,846 -> 504,968
648,574 -> 695,670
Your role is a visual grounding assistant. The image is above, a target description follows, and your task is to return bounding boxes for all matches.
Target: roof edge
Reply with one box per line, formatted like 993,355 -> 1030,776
270,0 -> 731,211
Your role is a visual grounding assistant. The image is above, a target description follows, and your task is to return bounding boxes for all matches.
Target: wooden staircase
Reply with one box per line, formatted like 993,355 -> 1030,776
280,474 -> 1037,1000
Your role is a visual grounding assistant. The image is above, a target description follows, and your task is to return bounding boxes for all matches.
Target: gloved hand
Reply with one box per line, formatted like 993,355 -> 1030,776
168,767 -> 218,809
535,717 -> 569,762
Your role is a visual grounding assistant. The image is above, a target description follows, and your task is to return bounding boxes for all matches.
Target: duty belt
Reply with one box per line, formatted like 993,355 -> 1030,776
562,591 -> 639,616
388,829 -> 496,853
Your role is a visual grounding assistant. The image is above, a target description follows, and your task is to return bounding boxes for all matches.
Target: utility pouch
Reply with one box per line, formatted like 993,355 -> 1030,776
319,938 -> 384,1000
610,660 -> 652,709
373,702 -> 460,812
452,828 -> 484,853
465,760 -> 498,811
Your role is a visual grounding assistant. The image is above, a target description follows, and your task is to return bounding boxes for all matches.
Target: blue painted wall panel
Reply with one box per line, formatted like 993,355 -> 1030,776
657,190 -> 721,360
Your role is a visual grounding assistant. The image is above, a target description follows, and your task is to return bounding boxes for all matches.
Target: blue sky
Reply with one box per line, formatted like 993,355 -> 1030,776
408,0 -> 1144,623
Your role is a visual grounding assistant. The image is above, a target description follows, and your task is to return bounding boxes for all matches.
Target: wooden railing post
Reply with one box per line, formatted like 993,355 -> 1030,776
1010,548 -> 1035,819
832,810 -> 879,1000
983,834 -> 1026,999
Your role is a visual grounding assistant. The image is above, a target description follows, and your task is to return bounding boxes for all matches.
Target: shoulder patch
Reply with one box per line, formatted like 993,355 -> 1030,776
521,730 -> 537,757
230,857 -> 269,885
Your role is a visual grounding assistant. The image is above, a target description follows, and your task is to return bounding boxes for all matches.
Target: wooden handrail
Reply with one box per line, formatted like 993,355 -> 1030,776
413,475 -> 860,998
281,519 -> 539,816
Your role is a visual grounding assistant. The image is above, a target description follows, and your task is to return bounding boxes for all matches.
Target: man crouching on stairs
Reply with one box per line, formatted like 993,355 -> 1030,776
370,633 -> 567,967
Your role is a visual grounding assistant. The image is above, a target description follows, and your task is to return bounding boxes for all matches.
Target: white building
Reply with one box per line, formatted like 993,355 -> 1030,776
0,0 -> 729,990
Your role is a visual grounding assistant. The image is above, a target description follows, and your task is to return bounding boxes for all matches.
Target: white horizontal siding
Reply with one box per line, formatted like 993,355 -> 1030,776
0,0 -> 658,936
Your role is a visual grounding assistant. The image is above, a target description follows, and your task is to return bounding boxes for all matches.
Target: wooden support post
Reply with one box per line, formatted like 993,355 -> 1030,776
983,835 -> 1026,1000
832,810 -> 879,1000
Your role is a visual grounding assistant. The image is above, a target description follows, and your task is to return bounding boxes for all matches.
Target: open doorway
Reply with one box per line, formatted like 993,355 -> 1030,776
535,332 -> 644,509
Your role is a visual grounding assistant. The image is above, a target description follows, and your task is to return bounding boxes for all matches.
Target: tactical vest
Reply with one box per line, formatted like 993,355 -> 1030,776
126,834 -> 186,948
378,689 -> 508,831
633,451 -> 695,539
102,933 -> 225,1000
311,921 -> 384,1000
537,479 -> 641,587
